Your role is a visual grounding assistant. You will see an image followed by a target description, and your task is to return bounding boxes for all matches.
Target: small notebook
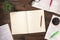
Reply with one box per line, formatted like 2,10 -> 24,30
45,15 -> 60,40
10,10 -> 46,34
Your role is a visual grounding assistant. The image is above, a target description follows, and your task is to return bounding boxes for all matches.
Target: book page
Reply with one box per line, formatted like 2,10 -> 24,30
10,11 -> 28,34
27,10 -> 45,33
0,24 -> 13,40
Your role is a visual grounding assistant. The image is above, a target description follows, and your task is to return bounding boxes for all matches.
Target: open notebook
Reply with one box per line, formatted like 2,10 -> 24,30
10,10 -> 45,34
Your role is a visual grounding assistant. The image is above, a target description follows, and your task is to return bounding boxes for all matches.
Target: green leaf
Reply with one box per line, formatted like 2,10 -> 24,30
3,1 -> 13,12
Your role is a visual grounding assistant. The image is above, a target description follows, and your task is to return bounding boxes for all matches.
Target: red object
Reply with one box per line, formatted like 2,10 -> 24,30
40,16 -> 42,27
50,0 -> 53,7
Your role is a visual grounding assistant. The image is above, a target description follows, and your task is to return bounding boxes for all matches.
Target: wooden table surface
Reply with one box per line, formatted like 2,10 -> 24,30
0,1 -> 60,40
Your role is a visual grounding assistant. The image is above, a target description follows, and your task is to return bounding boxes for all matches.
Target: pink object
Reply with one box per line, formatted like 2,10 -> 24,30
50,0 -> 53,7
40,16 -> 42,27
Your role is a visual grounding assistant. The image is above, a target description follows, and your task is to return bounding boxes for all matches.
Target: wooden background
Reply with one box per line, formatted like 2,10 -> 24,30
0,0 -> 60,40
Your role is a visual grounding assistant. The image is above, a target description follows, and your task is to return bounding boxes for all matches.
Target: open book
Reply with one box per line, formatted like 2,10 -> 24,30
10,10 -> 45,34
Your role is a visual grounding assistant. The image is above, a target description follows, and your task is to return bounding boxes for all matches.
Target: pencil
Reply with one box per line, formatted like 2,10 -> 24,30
50,31 -> 59,39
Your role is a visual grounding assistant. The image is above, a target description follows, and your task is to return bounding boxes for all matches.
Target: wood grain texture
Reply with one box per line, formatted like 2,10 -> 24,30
0,0 -> 60,40
0,7 -> 52,40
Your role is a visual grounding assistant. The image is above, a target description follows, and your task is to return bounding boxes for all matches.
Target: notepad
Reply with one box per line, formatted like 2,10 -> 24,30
10,10 -> 45,34
0,24 -> 13,40
45,15 -> 60,40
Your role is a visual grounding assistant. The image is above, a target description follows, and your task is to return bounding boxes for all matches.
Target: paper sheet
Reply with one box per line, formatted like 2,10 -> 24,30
10,11 -> 28,34
27,10 -> 45,33
32,0 -> 50,10
32,0 -> 60,15
0,24 -> 13,40
45,15 -> 60,40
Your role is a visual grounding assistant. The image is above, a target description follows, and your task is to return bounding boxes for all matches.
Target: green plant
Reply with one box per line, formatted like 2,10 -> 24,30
3,0 -> 13,12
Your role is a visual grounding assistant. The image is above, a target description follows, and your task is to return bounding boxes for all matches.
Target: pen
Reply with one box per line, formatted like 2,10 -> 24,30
40,16 -> 42,27
50,0 -> 53,7
50,31 -> 59,39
